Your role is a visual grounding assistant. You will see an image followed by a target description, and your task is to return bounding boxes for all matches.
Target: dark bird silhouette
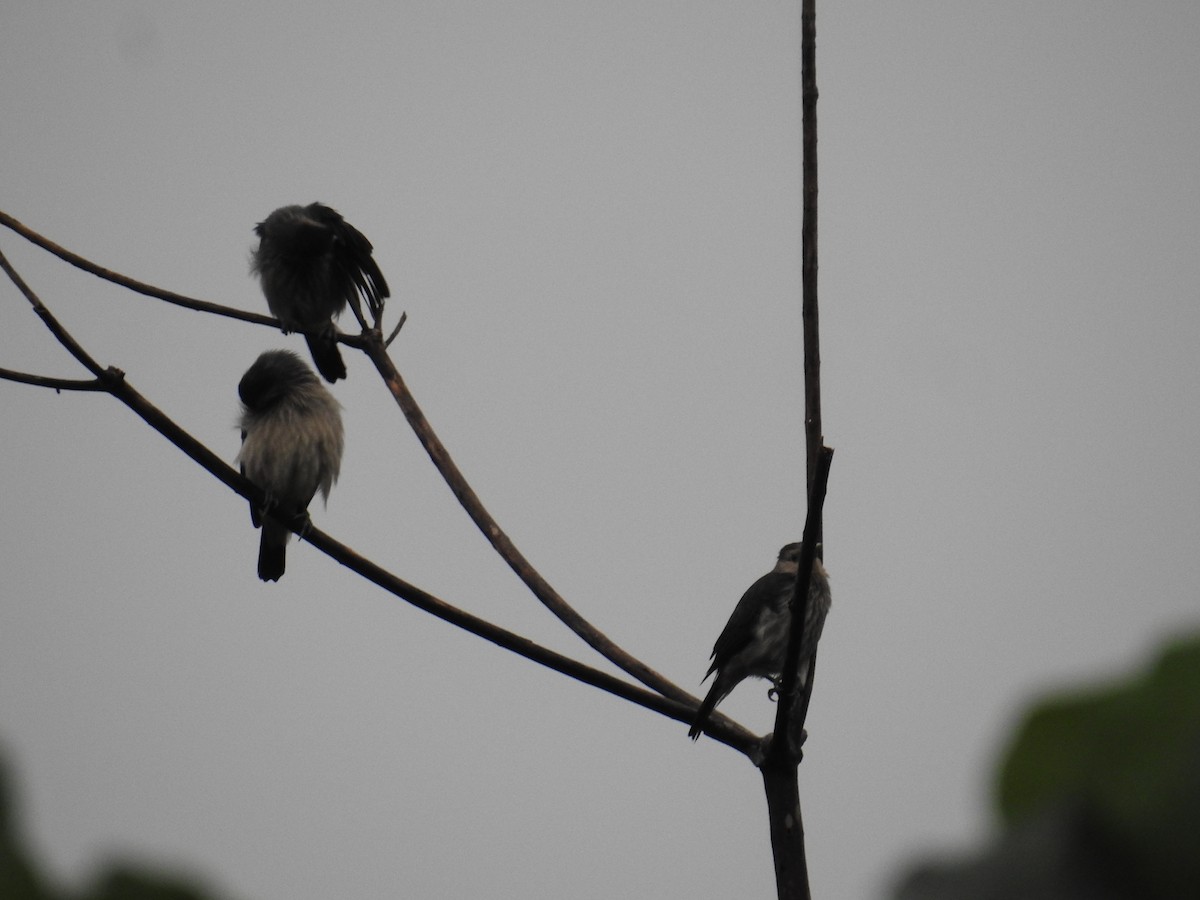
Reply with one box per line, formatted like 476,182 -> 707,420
251,203 -> 389,382
689,542 -> 831,740
237,350 -> 344,581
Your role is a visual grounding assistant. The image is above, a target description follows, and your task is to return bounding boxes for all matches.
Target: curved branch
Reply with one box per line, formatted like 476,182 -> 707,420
3,215 -> 766,755
1,209 -> 275,328
109,367 -> 723,741
0,210 -> 393,362
358,336 -> 706,707
2,246 -> 762,756
113,375 -> 755,750
0,246 -> 106,376
0,367 -> 107,391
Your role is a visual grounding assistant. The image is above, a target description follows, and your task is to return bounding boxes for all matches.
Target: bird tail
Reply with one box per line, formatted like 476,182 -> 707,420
306,333 -> 346,383
688,678 -> 729,741
258,520 -> 290,582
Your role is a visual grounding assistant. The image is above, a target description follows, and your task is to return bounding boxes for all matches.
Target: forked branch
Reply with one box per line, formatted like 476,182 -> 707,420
0,241 -> 760,755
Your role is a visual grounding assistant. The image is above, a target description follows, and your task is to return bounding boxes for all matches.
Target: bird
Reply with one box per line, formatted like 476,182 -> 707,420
250,202 -> 390,383
688,542 -> 831,740
236,350 -> 344,582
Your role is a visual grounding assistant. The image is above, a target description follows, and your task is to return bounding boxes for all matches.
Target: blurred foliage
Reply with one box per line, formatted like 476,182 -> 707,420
0,744 -> 233,900
895,631 -> 1200,900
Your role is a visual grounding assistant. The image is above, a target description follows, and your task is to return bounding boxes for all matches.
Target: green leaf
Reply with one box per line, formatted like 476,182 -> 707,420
996,633 -> 1200,897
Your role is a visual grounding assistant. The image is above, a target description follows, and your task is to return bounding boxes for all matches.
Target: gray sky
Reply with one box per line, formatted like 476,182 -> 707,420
2,2 -> 1198,898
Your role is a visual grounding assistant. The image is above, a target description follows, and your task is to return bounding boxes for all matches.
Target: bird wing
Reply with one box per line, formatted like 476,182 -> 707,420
239,428 -> 262,528
306,203 -> 390,320
707,571 -> 792,673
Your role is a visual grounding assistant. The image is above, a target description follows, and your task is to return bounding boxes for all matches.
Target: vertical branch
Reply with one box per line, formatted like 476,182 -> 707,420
801,0 -> 822,504
767,447 -> 832,765
762,763 -> 810,900
760,449 -> 829,900
762,3 -> 821,899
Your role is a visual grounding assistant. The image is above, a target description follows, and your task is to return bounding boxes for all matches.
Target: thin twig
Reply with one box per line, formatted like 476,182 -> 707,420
1,210 -> 381,360
0,367 -> 107,392
384,310 -> 408,348
0,209 -> 275,328
0,246 -> 106,376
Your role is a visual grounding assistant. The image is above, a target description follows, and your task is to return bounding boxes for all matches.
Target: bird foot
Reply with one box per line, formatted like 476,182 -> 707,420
767,676 -> 784,702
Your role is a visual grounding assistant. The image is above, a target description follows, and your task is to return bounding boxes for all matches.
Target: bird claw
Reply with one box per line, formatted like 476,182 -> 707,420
767,675 -> 785,702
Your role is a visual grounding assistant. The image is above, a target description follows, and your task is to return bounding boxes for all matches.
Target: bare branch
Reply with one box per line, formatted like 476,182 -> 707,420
760,4 -> 823,898
0,367 -> 107,391
765,445 -> 832,767
801,0 -> 822,508
357,335 -> 711,710
1,244 -> 764,756
1,209 -> 275,328
3,212 -> 766,754
106,365 -> 708,736
0,246 -> 106,377
0,210 -> 384,366
384,310 -> 408,348
761,764 -> 810,900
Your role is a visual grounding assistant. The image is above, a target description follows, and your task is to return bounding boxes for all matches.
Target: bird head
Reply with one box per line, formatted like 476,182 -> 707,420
238,350 -> 316,411
774,541 -> 824,574
254,206 -> 335,259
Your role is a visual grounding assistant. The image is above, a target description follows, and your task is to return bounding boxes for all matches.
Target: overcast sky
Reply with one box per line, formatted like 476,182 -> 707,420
2,3 -> 1199,898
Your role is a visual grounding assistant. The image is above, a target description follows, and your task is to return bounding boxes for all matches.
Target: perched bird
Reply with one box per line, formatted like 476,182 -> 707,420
250,203 -> 390,383
688,542 -> 831,740
237,350 -> 344,582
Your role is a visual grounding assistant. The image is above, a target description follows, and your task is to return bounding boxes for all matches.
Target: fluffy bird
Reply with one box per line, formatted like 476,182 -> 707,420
251,203 -> 390,382
237,350 -> 344,582
688,542 -> 831,740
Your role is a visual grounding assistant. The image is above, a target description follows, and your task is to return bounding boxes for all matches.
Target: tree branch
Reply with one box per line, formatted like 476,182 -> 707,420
760,3 -> 823,898
765,447 -> 832,767
0,245 -> 763,757
0,209 -> 401,367
2,212 -> 762,754
0,366 -> 107,392
762,764 -> 810,900
0,246 -> 107,377
383,310 -> 408,348
358,334 -> 707,711
4,213 -> 687,708
801,0 -> 822,508
0,210 -> 276,328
